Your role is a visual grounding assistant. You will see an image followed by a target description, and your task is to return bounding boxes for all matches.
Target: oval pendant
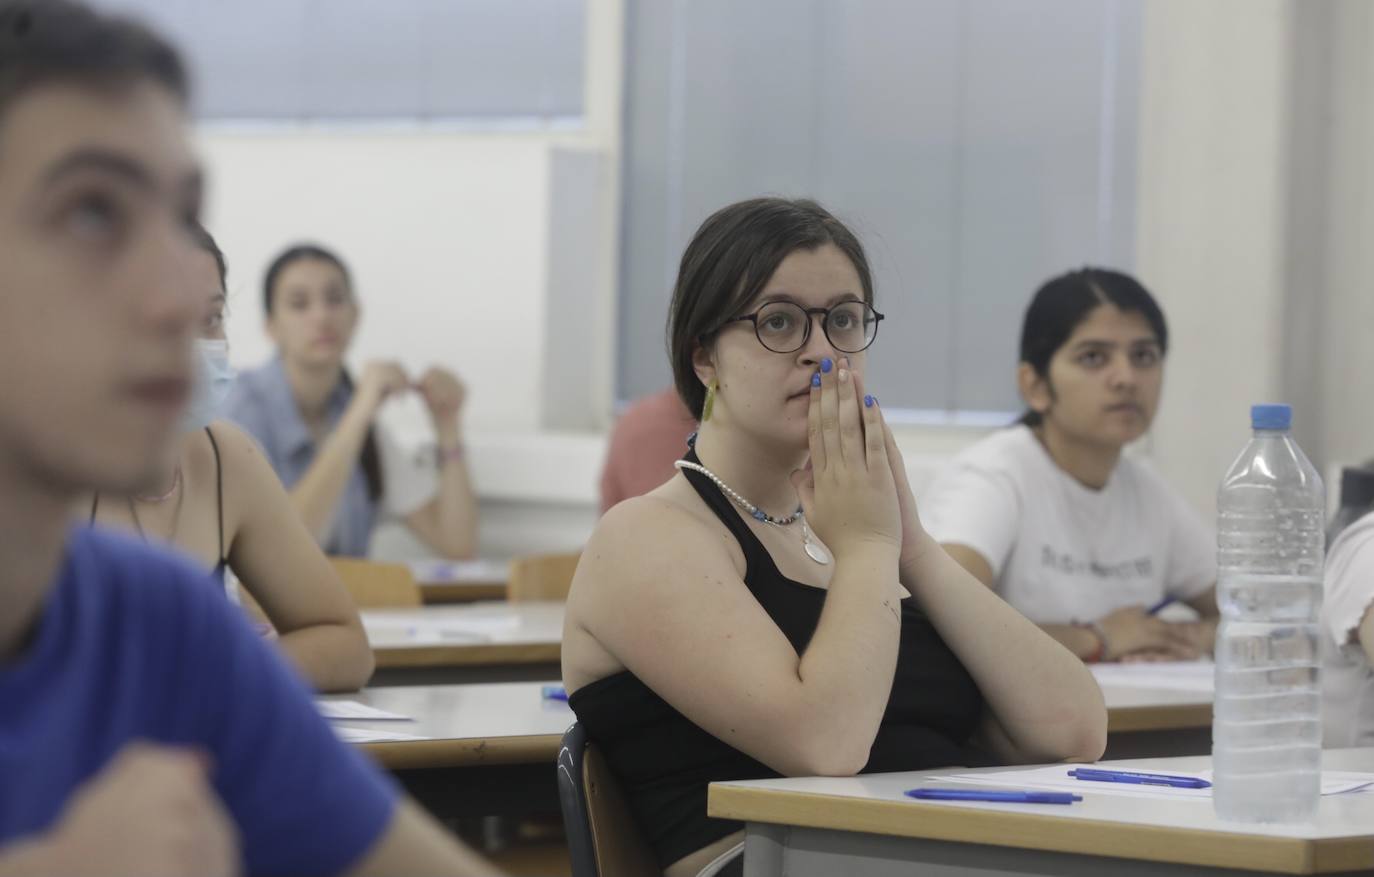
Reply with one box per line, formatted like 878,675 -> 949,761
804,540 -> 832,565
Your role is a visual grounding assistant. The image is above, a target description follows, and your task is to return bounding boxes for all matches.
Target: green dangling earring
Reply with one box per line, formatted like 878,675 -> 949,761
702,379 -> 718,422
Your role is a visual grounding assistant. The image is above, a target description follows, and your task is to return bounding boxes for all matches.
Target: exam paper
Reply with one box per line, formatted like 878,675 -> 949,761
316,700 -> 413,721
1090,660 -> 1215,693
333,726 -> 428,744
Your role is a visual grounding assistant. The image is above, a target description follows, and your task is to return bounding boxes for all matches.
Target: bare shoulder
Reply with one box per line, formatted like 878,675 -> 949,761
201,421 -> 292,535
563,482 -> 747,689
203,420 -> 270,468
571,486 -> 743,608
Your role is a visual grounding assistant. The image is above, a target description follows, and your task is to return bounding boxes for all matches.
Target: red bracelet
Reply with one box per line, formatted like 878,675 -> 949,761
1077,622 -> 1106,663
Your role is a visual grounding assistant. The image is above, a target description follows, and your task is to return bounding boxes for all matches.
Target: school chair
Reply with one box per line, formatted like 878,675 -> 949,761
557,722 -> 660,877
507,551 -> 582,602
329,557 -> 422,608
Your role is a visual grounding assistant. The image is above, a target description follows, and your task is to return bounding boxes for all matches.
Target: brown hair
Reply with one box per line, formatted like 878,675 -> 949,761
666,197 -> 874,418
0,0 -> 187,123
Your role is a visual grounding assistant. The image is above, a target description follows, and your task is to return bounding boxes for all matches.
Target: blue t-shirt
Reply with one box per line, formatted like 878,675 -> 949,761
0,528 -> 398,876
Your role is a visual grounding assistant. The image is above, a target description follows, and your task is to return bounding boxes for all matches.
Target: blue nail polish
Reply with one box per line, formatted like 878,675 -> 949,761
864,394 -> 874,408
821,358 -> 833,373
811,373 -> 821,388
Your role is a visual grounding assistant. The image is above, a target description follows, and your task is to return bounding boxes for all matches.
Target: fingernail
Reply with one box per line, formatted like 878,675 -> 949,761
864,394 -> 874,408
811,373 -> 821,388
838,369 -> 849,383
820,357 -> 833,373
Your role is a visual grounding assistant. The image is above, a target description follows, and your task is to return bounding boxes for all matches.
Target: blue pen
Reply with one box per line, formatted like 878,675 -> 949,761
1147,596 -> 1176,615
542,685 -> 569,702
905,788 -> 1081,804
1068,768 -> 1210,789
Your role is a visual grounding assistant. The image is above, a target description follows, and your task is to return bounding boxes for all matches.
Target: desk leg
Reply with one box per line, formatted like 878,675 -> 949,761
741,824 -> 785,876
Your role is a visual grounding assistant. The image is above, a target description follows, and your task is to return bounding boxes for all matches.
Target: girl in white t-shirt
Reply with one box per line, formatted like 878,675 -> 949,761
1320,510 -> 1374,747
922,268 -> 1217,663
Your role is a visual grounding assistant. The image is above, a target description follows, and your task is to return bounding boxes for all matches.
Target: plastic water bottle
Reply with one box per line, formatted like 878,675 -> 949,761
1214,404 -> 1324,822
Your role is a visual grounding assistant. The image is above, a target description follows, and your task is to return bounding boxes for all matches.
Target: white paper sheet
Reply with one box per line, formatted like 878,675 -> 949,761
316,700 -> 413,721
333,726 -> 429,744
1090,660 -> 1215,693
931,765 -> 1374,800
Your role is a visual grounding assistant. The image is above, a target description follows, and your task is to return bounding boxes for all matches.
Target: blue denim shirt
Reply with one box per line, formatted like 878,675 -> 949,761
224,357 -> 376,557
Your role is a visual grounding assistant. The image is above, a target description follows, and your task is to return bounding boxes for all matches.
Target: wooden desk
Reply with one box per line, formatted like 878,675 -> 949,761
324,682 -> 571,770
326,682 -> 572,821
363,602 -> 563,685
710,750 -> 1374,876
409,559 -> 510,604
1096,662 -> 1214,758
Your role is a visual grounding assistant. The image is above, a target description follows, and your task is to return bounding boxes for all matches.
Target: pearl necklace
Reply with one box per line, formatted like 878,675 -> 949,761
674,459 -> 832,565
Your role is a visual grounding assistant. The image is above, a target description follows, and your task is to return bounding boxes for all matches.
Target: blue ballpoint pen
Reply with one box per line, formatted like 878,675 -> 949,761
905,788 -> 1081,804
1146,595 -> 1176,615
1068,768 -> 1211,789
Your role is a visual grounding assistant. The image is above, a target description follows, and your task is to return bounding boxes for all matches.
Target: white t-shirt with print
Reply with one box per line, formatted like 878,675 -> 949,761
1321,511 -> 1374,748
919,425 -> 1216,625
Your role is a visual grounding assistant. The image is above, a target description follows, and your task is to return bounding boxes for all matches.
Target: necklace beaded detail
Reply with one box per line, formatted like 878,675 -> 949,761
674,460 -> 803,525
674,458 -> 832,565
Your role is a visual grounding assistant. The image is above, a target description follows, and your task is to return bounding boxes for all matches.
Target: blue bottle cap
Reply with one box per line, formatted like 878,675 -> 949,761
1251,404 -> 1292,430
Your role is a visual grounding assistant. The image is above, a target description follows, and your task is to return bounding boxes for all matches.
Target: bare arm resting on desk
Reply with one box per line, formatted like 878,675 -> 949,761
218,422 -> 374,692
942,542 -> 1206,662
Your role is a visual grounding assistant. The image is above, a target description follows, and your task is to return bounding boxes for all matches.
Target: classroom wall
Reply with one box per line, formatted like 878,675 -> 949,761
201,0 -> 1374,557
1137,0 -> 1374,519
1133,0 -> 1295,520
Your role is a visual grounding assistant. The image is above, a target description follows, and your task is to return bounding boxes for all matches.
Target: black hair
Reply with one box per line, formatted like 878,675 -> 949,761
262,242 -> 382,503
262,243 -> 351,317
1018,267 -> 1169,427
666,197 -> 874,419
188,221 -> 226,291
0,0 -> 187,124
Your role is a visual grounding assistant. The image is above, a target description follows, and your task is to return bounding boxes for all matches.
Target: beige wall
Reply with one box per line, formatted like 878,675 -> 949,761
1135,0 -> 1296,519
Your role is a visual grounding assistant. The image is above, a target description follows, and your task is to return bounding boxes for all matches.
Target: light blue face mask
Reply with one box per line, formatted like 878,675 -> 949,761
180,339 -> 236,433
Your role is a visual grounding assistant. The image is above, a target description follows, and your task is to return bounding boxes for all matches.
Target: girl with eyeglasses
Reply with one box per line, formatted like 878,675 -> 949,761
561,198 -> 1106,877
922,269 -> 1219,663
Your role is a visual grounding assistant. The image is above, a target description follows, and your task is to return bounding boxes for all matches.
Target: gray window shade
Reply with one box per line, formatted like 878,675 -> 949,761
618,0 -> 1141,420
92,0 -> 586,122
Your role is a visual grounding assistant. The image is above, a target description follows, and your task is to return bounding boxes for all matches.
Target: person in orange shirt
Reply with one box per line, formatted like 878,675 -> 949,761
599,387 -> 697,513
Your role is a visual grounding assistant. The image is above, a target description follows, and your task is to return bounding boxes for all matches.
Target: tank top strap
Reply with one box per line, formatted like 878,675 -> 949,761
204,425 -> 226,565
678,445 -> 776,581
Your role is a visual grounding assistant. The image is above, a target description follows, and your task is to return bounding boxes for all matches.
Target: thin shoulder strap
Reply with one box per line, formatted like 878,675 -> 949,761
204,426 -> 225,562
677,445 -> 774,575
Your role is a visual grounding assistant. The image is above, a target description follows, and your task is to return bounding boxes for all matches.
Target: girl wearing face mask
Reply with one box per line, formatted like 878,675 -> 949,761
921,268 -> 1219,664
224,244 -> 477,560
86,225 -> 375,692
560,198 -> 1106,877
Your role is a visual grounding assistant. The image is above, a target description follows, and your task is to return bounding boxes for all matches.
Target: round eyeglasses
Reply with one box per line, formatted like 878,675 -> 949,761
723,300 -> 885,354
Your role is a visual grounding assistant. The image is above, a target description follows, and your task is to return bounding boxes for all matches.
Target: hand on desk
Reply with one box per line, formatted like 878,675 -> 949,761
1115,621 -> 1215,663
1097,606 -> 1202,661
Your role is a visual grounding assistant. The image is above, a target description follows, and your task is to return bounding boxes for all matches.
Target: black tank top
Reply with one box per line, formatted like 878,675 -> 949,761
568,446 -> 987,870
90,426 -> 228,587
